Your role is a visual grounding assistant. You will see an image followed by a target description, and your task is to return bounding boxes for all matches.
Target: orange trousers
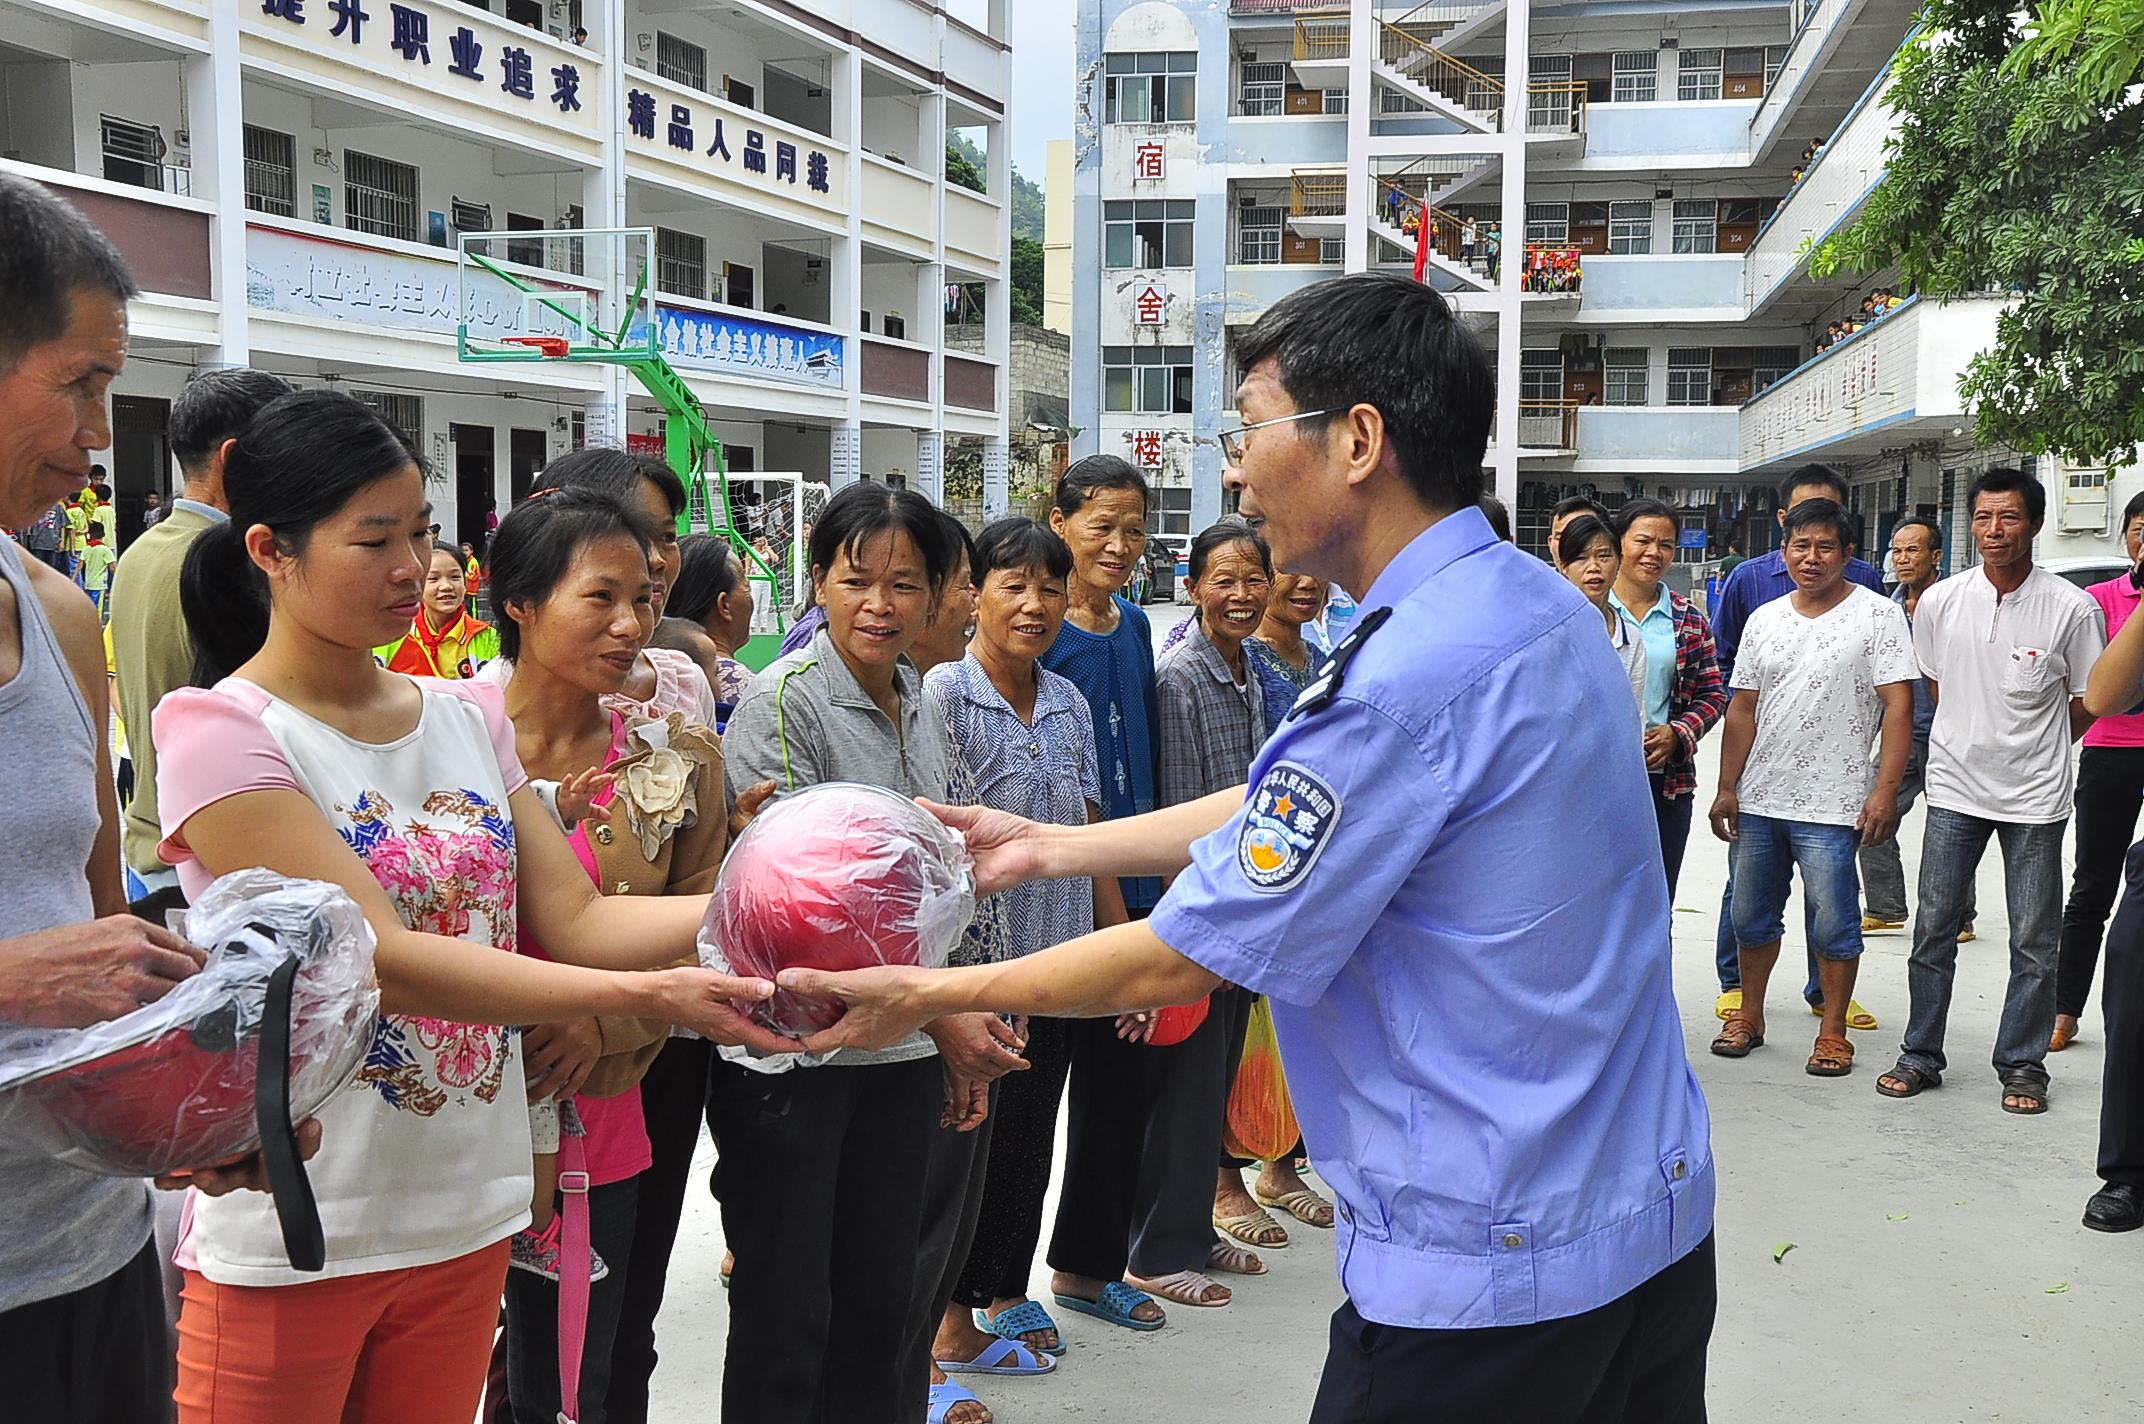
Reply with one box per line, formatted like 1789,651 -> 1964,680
175,1240 -> 509,1424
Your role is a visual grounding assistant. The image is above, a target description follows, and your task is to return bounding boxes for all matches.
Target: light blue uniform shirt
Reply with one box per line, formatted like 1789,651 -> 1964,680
1610,589 -> 1677,728
1150,509 -> 1714,1330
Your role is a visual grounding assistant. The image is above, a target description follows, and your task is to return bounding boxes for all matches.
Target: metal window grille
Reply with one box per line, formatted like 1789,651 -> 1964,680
1239,62 -> 1284,116
1320,237 -> 1343,262
242,124 -> 296,217
1236,205 -> 1282,264
1666,347 -> 1712,405
450,197 -> 492,235
1608,199 -> 1653,254
656,33 -> 707,92
1519,350 -> 1563,402
1322,89 -> 1348,114
1677,49 -> 1724,101
1671,199 -> 1718,254
100,115 -> 165,191
656,228 -> 707,299
1604,348 -> 1649,405
351,389 -> 423,448
345,150 -> 420,243
1610,52 -> 1657,103
1524,202 -> 1569,244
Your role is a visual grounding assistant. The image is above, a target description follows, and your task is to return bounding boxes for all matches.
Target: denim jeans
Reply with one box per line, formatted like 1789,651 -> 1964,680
499,1176 -> 639,1424
1730,814 -> 1865,960
1901,806 -> 2066,1084
1715,865 -> 1821,1001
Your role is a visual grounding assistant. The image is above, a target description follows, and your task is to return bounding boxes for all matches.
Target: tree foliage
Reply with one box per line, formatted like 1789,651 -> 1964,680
1814,0 -> 2144,465
1010,236 -> 1046,327
945,138 -> 986,194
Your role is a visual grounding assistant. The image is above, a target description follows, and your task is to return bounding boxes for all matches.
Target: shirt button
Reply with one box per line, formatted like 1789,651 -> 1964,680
594,825 -> 613,845
1503,1233 -> 1524,1249
1673,1160 -> 1687,1180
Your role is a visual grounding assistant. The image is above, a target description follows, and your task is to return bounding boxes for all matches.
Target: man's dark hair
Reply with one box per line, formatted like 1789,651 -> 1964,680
2119,490 -> 2144,529
0,174 -> 138,372
1967,467 -> 2047,524
1892,515 -> 1943,549
1781,497 -> 1850,547
1233,272 -> 1493,511
1553,494 -> 1610,528
1477,493 -> 1512,542
170,368 -> 297,475
1778,462 -> 1848,509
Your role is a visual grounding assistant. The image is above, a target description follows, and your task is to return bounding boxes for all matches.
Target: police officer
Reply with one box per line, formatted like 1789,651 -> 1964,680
781,271 -> 1717,1422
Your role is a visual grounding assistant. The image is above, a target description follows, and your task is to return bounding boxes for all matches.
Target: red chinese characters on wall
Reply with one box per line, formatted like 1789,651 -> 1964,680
1133,142 -> 1165,181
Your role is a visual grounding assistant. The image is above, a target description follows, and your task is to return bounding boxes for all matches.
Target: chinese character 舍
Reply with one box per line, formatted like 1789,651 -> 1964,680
389,3 -> 429,62
667,104 -> 693,151
1134,141 -> 1164,180
807,151 -> 830,194
1133,285 -> 1165,323
743,130 -> 766,175
447,26 -> 483,79
262,0 -> 305,21
775,142 -> 797,184
500,46 -> 534,100
627,89 -> 656,140
551,64 -> 581,112
327,0 -> 366,43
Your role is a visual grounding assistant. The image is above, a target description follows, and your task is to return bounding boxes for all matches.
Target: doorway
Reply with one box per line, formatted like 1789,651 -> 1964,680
509,428 -> 548,513
451,424 -> 495,551
109,395 -> 171,547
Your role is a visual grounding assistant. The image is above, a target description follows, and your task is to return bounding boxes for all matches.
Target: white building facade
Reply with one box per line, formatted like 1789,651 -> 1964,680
4,0 -> 1013,548
1067,0 -> 2135,573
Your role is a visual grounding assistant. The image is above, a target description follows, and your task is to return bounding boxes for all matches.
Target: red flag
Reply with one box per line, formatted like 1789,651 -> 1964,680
1412,210 -> 1431,282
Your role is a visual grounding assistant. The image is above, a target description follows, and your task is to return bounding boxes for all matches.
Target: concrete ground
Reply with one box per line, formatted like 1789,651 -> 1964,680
649,683 -> 2144,1420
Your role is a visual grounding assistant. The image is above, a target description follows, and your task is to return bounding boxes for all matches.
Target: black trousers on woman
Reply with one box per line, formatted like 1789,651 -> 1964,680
2096,840 -> 2144,1190
2058,747 -> 2144,1019
1127,984 -> 1253,1279
954,1016 -> 1073,1308
1650,773 -> 1696,903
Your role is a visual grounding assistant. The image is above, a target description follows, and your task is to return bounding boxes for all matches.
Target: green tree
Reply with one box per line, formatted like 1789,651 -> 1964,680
1010,236 -> 1045,327
1814,0 -> 2144,465
945,137 -> 986,194
1010,167 -> 1046,243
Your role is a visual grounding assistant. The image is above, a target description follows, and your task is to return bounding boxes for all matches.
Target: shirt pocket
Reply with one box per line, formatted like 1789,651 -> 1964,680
1999,647 -> 2063,705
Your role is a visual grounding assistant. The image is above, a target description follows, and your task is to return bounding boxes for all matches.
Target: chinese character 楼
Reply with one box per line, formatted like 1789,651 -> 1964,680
807,150 -> 830,193
743,130 -> 766,175
775,141 -> 797,184
327,0 -> 366,43
447,26 -> 483,80
1131,430 -> 1163,467
551,64 -> 581,112
1134,141 -> 1164,180
627,89 -> 655,141
389,3 -> 429,62
262,0 -> 305,21
667,104 -> 694,151
500,46 -> 534,100
705,117 -> 731,161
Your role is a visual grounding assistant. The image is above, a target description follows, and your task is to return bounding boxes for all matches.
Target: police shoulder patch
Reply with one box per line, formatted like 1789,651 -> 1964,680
1236,761 -> 1343,894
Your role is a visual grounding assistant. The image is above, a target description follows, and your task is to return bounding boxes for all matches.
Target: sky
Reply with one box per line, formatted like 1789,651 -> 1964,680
949,0 -> 1075,182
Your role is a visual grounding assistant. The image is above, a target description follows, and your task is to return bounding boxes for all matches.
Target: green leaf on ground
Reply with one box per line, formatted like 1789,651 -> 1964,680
1771,1241 -> 1796,1264
2046,1282 -> 2070,1295
1887,1212 -> 1910,1221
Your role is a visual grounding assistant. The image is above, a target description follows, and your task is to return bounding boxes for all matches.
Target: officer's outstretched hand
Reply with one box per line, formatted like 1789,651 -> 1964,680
782,963 -> 940,1055
918,799 -> 1047,896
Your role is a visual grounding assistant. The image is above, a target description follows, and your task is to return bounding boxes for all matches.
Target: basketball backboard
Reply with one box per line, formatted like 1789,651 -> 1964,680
456,227 -> 656,364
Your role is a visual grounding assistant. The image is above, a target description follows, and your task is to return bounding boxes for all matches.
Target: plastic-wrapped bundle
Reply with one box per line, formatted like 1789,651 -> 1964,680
700,782 -> 974,1035
0,869 -> 378,1179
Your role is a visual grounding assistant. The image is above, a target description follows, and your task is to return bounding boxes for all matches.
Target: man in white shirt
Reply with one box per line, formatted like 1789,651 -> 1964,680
1879,469 -> 2106,1114
1707,500 -> 1917,1078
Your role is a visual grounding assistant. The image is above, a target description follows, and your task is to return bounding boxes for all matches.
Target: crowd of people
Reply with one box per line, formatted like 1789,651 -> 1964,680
1813,287 -> 1907,356
7,172 -> 2144,1424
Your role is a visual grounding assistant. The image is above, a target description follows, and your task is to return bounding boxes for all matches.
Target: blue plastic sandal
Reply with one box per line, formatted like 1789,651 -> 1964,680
939,1336 -> 1056,1377
977,1300 -> 1066,1357
929,1379 -> 985,1424
1053,1281 -> 1165,1332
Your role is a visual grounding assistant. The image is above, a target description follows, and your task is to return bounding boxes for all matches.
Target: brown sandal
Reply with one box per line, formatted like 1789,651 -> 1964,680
1710,1013 -> 1765,1058
1806,1035 -> 1854,1077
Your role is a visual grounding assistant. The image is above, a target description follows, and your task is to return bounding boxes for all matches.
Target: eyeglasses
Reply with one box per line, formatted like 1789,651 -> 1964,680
1214,409 -> 1330,466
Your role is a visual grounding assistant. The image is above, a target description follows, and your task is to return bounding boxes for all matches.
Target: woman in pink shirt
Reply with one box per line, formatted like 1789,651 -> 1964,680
2054,492 -> 2144,1051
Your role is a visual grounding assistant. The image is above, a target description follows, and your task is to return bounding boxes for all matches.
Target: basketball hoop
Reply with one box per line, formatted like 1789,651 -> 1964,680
501,335 -> 571,357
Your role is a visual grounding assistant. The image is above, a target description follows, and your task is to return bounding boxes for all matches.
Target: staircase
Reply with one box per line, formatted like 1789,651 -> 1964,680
1380,0 -> 1508,57
1369,170 -> 1494,291
1375,18 -> 1589,139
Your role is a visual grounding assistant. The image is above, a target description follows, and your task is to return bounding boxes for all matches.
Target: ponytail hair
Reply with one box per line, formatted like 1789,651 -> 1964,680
181,389 -> 419,685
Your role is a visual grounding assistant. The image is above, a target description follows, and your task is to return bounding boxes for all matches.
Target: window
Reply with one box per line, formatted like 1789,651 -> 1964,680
1677,48 -> 1724,101
1752,345 -> 1800,389
1525,202 -> 1569,244
1608,199 -> 1653,254
1322,89 -> 1349,114
1671,199 -> 1718,254
1103,345 -> 1195,414
656,33 -> 707,93
1610,52 -> 1657,103
1236,205 -> 1281,264
1519,349 -> 1563,403
1764,45 -> 1788,87
1528,55 -> 1575,131
351,389 -> 422,449
101,115 -> 165,191
1666,346 -> 1712,406
1604,347 -> 1649,405
1319,237 -> 1343,263
242,124 -> 296,217
450,197 -> 492,236
1104,52 -> 1197,124
1104,199 -> 1196,269
1239,61 -> 1284,117
656,227 -> 707,300
345,151 -> 420,243
506,213 -> 545,269
1157,486 -> 1193,538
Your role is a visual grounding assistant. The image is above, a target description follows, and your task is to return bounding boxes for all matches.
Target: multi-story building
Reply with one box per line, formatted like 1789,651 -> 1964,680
1067,0 -> 2136,573
3,0 -> 1013,549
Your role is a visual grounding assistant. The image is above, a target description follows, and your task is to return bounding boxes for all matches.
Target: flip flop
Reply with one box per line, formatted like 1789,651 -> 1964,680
1053,1281 -> 1165,1332
977,1300 -> 1065,1357
938,1337 -> 1055,1377
1809,997 -> 1880,1031
1254,1185 -> 1336,1229
1214,1206 -> 1289,1249
928,1379 -> 989,1424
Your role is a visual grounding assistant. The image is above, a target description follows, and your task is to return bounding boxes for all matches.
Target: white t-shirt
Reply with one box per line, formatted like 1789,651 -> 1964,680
1730,585 -> 1919,827
154,676 -> 534,1285
1915,565 -> 2105,823
1608,609 -> 1648,732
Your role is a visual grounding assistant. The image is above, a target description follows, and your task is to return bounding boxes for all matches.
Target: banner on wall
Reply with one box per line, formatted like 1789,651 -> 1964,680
657,305 -> 844,389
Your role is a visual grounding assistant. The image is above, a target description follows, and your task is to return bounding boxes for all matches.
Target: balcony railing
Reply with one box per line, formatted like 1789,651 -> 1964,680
1519,400 -> 1581,451
1290,170 -> 1347,218
1293,10 -> 1351,61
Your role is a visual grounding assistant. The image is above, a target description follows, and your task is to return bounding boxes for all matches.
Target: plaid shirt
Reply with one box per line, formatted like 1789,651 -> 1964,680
1660,591 -> 1728,800
1155,618 -> 1267,808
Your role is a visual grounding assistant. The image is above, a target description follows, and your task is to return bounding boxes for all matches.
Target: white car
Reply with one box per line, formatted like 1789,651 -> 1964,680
2040,555 -> 2133,593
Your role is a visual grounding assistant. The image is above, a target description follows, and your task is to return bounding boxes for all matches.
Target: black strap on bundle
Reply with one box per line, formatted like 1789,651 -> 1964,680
256,954 -> 326,1272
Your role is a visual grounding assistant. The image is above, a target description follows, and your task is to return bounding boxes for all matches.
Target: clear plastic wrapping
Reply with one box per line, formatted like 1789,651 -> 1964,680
700,782 -> 974,1035
0,870 -> 380,1177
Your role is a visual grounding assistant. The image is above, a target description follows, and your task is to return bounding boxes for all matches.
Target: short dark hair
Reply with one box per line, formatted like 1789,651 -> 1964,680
2122,491 -> 2144,529
1615,497 -> 1677,540
489,487 -> 659,663
1477,494 -> 1512,542
665,533 -> 742,625
809,479 -> 958,593
1233,272 -> 1494,512
1967,467 -> 2046,524
1556,514 -> 1618,568
1779,463 -> 1848,508
1781,497 -> 1850,547
1553,495 -> 1610,527
1892,515 -> 1943,549
533,446 -> 686,520
1053,455 -> 1150,519
170,368 -> 296,475
974,516 -> 1074,582
1188,515 -> 1272,584
0,174 -> 138,373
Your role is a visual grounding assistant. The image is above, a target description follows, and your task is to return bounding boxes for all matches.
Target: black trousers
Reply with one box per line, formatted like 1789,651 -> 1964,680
2097,840 -> 2144,1188
1650,774 -> 1695,903
2058,747 -> 2144,1019
1043,1016 -> 1173,1285
902,1085 -> 998,1400
955,1016 -> 1072,1307
712,1054 -> 942,1424
496,1178 -> 639,1424
0,1237 -> 170,1424
1307,1235 -> 1716,1424
1128,983 -> 1253,1278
